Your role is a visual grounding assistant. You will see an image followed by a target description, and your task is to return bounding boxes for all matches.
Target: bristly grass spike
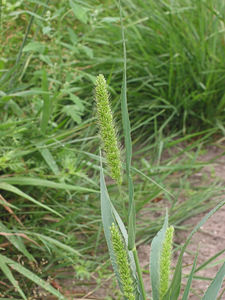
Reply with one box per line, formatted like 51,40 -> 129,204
95,74 -> 122,185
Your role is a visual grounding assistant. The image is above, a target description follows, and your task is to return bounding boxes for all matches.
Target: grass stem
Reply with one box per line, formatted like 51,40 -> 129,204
132,246 -> 147,300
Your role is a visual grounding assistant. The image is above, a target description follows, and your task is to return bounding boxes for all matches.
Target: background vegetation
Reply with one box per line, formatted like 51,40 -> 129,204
0,0 -> 224,298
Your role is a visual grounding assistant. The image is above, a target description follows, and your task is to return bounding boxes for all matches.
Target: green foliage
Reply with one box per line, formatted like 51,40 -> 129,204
100,72 -> 225,300
98,3 -> 225,299
0,254 -> 66,300
0,0 -> 225,298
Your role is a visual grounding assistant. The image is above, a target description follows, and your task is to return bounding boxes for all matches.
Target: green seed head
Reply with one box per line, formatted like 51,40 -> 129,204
95,74 -> 122,185
110,223 -> 135,300
159,226 -> 174,300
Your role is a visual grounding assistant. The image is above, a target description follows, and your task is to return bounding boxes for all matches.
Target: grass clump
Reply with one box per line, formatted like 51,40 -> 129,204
98,18 -> 225,295
0,1 -> 225,298
99,68 -> 225,298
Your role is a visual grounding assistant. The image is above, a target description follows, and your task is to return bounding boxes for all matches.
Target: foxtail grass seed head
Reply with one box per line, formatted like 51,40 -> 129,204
159,226 -> 174,300
95,74 -> 122,185
110,223 -> 135,300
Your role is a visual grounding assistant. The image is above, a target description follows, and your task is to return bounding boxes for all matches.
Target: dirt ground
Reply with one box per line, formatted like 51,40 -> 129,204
44,144 -> 225,299
138,143 -> 225,300
139,143 -> 225,300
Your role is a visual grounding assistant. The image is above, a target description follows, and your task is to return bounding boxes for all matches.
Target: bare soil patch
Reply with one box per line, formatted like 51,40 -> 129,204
138,143 -> 225,299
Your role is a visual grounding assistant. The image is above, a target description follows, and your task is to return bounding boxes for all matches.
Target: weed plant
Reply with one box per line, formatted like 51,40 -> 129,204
95,4 -> 225,298
0,0 -> 225,298
96,67 -> 225,300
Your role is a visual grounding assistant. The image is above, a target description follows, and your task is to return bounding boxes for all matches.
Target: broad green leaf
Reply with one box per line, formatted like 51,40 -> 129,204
70,94 -> 84,111
39,148 -> 60,176
150,213 -> 168,300
62,105 -> 82,124
0,256 -> 26,299
101,17 -> 120,23
181,253 -> 198,300
22,41 -> 45,53
68,27 -> 78,44
69,0 -> 88,24
80,45 -> 93,59
0,254 -> 66,299
202,262 -> 225,300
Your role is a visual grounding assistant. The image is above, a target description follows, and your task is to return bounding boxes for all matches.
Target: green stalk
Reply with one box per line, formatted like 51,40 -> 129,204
132,246 -> 147,300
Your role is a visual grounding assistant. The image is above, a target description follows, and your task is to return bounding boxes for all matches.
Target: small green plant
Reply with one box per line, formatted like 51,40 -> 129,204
96,73 -> 225,299
95,13 -> 225,297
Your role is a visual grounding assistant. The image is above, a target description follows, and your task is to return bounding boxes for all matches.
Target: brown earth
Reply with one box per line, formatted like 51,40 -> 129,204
138,143 -> 225,300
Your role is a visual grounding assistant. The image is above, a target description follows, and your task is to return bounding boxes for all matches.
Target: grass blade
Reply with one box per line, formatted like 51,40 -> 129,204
166,200 -> 225,300
0,177 -> 98,193
0,221 -> 34,262
119,0 -> 135,251
150,212 -> 168,300
0,254 -> 66,299
0,256 -> 26,300
100,158 -> 122,290
181,253 -> 198,300
202,261 -> 225,300
195,249 -> 225,273
39,148 -> 60,176
0,182 -> 62,217
40,69 -> 51,134
30,232 -> 82,257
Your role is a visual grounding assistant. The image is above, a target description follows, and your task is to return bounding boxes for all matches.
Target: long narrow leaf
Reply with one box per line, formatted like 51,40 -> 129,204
165,200 -> 225,300
30,232 -> 82,257
150,212 -> 168,300
202,261 -> 225,300
0,254 -> 66,299
181,253 -> 198,300
41,69 -> 51,134
0,256 -> 26,300
194,249 -> 225,274
100,159 -> 122,289
39,148 -> 60,176
0,182 -> 62,217
0,177 -> 98,193
0,221 -> 34,262
119,0 -> 135,251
